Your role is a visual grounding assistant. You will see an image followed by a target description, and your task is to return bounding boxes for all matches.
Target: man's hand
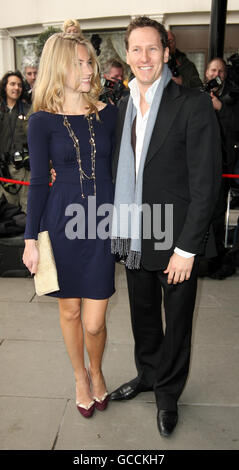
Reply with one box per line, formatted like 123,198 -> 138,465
50,168 -> 57,183
164,253 -> 194,284
210,92 -> 222,111
171,75 -> 183,85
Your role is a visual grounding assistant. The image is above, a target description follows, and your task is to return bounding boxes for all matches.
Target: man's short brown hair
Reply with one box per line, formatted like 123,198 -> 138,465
125,16 -> 169,51
103,59 -> 124,75
206,57 -> 227,73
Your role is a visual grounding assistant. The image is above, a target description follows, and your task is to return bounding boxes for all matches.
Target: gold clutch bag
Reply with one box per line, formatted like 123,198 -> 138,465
34,231 -> 60,296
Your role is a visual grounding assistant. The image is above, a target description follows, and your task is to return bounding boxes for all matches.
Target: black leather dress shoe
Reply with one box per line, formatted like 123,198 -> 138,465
157,410 -> 178,437
109,377 -> 153,401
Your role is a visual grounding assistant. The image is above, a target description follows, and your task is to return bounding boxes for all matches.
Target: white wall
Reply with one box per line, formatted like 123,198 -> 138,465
0,0 -> 238,29
0,0 -> 238,76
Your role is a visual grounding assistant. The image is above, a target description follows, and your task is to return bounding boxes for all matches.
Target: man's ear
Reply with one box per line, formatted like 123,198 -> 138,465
126,51 -> 130,66
164,47 -> 170,64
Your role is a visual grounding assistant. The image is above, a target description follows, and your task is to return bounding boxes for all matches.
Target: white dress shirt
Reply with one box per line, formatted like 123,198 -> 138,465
128,78 -> 195,259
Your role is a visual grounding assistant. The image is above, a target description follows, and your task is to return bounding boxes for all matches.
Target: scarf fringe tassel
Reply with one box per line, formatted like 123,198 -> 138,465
111,237 -> 141,270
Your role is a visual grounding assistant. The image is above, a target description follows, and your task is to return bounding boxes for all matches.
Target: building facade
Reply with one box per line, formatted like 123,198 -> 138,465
0,0 -> 238,79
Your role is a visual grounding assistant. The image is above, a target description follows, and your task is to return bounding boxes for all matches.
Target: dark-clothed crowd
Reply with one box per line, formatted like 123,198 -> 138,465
0,70 -> 32,215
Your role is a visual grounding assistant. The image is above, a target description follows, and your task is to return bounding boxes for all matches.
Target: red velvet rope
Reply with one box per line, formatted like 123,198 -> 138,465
222,174 -> 239,178
0,177 -> 52,186
0,175 -> 239,186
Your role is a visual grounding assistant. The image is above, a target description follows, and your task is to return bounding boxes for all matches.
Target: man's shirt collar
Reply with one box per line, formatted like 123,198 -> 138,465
129,76 -> 162,110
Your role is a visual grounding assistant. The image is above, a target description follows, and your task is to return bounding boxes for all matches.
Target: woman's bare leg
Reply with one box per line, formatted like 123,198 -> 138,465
83,298 -> 109,399
58,298 -> 93,406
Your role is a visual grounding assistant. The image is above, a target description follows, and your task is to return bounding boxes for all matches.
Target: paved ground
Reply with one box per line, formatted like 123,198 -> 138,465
0,263 -> 238,450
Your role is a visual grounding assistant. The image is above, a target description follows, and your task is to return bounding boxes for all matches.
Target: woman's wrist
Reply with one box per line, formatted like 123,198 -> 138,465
25,239 -> 37,246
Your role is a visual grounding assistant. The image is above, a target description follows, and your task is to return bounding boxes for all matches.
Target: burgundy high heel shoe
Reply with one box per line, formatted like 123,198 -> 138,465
93,392 -> 109,411
88,366 -> 109,411
76,400 -> 95,418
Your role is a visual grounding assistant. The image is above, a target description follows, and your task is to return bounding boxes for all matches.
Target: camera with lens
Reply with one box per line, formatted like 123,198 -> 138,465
11,146 -> 30,171
0,146 -> 30,171
227,53 -> 239,88
0,146 -> 30,194
101,78 -> 125,105
200,76 -> 222,94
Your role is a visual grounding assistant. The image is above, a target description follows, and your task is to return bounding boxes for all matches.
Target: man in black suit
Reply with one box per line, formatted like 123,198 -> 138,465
110,16 -> 222,437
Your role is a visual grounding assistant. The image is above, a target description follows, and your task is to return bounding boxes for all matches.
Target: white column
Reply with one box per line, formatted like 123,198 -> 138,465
149,14 -> 165,24
130,14 -> 165,24
42,21 -> 63,30
0,30 -> 15,77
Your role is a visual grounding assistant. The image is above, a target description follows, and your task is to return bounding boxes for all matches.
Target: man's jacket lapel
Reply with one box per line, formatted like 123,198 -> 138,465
144,81 -> 186,169
113,81 -> 187,180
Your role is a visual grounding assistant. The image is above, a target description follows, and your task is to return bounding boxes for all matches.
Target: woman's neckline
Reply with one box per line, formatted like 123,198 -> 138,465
40,105 -> 109,117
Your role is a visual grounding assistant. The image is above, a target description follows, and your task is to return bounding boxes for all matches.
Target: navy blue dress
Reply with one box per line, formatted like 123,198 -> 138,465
24,105 -> 117,299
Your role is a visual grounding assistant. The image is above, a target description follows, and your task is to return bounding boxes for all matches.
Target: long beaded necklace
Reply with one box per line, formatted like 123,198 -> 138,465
63,114 -> 96,198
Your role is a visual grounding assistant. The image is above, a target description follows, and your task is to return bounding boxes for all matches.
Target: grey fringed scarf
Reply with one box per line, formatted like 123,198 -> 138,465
111,65 -> 172,269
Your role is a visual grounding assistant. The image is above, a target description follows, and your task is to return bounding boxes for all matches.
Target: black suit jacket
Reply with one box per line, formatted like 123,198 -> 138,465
112,80 -> 222,270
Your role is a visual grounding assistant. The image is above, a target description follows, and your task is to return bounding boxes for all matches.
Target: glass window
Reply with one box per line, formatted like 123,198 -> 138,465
84,30 -> 130,79
186,52 -> 205,81
14,36 -> 38,74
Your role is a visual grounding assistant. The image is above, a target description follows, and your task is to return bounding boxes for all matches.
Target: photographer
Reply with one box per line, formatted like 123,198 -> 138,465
167,30 -> 202,88
0,71 -> 30,214
204,58 -> 239,278
22,58 -> 38,105
205,58 -> 239,173
101,59 -> 129,105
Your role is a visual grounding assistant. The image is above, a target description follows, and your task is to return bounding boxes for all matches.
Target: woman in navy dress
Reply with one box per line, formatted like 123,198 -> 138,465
23,33 -> 117,417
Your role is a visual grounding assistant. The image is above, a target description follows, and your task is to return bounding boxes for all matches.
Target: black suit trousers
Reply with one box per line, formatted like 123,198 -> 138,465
125,259 -> 199,411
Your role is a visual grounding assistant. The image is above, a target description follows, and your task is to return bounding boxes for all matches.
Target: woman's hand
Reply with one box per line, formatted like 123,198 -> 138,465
50,168 -> 57,183
22,240 -> 39,275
